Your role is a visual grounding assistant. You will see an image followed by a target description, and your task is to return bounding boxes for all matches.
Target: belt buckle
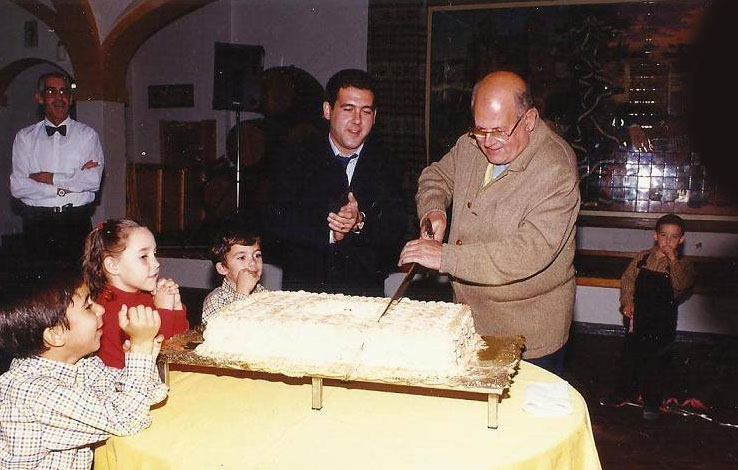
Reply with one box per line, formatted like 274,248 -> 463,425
54,203 -> 74,213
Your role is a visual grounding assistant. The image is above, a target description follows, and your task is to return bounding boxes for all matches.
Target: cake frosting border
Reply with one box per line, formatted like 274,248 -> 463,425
194,291 -> 516,385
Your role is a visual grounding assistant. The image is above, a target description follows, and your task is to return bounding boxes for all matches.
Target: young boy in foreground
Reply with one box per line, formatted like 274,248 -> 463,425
0,267 -> 168,469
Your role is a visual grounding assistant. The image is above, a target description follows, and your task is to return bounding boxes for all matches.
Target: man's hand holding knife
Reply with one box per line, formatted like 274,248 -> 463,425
397,210 -> 444,272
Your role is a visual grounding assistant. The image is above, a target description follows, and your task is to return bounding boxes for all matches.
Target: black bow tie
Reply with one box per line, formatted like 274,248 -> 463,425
45,125 -> 67,137
336,153 -> 358,171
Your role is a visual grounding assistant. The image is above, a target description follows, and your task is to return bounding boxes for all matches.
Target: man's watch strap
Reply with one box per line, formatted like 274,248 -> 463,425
352,211 -> 366,233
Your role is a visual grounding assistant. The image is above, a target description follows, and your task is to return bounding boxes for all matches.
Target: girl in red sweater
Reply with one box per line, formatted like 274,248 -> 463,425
82,219 -> 189,368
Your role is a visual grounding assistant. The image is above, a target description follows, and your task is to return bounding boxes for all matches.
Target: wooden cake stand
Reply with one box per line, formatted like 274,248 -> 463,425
158,328 -> 523,429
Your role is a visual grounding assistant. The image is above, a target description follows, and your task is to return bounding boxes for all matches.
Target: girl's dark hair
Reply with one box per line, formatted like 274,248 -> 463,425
0,265 -> 83,358
82,218 -> 142,298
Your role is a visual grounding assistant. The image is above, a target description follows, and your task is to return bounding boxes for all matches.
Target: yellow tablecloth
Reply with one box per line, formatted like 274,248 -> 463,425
95,362 -> 600,470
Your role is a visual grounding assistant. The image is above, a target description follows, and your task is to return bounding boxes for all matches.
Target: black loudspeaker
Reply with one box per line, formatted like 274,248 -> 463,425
212,42 -> 265,111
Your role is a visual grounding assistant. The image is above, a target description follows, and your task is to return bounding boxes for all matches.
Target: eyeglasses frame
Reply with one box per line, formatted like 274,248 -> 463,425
42,87 -> 71,98
468,108 -> 530,142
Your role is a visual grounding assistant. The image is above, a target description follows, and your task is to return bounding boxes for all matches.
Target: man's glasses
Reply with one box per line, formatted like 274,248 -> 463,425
469,110 -> 528,142
43,87 -> 71,97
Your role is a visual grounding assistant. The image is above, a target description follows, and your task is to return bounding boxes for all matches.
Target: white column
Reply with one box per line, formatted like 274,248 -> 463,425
75,100 -> 126,223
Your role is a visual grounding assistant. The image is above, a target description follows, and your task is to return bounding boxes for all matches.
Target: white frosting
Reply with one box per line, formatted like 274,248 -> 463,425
196,291 -> 482,380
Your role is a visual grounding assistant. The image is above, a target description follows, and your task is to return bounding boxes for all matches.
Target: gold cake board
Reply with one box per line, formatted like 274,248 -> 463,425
158,328 -> 524,429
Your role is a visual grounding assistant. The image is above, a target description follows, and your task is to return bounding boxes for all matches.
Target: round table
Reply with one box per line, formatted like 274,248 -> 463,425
94,361 -> 601,470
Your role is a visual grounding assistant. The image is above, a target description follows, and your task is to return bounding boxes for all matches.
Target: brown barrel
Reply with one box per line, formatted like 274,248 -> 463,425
226,120 -> 265,168
260,66 -> 324,120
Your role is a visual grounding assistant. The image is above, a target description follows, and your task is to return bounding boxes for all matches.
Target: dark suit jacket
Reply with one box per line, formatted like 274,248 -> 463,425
267,135 -> 406,296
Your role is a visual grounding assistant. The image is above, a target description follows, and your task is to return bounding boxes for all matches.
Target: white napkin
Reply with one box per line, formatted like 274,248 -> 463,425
522,381 -> 573,417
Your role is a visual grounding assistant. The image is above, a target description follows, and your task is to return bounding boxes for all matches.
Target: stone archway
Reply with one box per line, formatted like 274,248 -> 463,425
9,0 -> 217,103
0,58 -> 72,107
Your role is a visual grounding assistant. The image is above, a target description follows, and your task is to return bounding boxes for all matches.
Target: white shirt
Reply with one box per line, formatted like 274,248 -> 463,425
10,117 -> 104,208
328,136 -> 364,243
328,136 -> 364,185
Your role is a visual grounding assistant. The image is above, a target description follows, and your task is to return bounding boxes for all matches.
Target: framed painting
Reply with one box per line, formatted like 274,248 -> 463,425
426,0 -> 737,229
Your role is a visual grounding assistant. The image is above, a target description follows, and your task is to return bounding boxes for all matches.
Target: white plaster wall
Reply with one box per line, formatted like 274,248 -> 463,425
126,0 -> 368,164
75,101 -> 127,222
577,226 -> 738,257
0,1 -> 63,66
88,0 -> 137,43
230,0 -> 368,87
0,67 -> 44,237
574,285 -> 738,336
127,0 -> 233,165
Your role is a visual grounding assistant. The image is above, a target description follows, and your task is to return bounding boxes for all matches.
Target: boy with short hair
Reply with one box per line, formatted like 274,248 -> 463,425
602,214 -> 695,420
0,267 -> 167,469
202,229 -> 267,324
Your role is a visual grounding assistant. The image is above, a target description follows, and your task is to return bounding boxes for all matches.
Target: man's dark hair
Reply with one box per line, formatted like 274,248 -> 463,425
0,265 -> 83,358
655,214 -> 686,234
209,229 -> 261,267
324,69 -> 376,108
37,72 -> 71,93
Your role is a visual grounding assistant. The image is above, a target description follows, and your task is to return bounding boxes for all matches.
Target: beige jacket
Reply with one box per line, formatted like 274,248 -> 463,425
417,120 -> 580,358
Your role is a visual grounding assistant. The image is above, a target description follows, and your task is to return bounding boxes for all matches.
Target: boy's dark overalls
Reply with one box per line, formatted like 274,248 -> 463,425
621,257 -> 678,410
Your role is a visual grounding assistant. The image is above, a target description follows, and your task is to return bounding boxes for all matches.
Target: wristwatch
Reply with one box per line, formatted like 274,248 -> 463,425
352,212 -> 366,233
57,188 -> 67,197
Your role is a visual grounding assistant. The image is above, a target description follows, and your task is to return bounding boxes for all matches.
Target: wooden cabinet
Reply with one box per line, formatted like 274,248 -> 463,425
127,164 -> 207,239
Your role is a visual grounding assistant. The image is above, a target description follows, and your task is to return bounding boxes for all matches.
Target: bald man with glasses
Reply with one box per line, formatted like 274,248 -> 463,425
399,71 -> 580,375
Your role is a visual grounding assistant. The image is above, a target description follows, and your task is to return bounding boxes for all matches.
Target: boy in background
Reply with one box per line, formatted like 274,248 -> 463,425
602,214 -> 695,420
202,228 -> 266,324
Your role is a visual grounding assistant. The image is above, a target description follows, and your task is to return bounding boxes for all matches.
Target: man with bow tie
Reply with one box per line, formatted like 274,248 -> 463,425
267,69 -> 405,296
10,72 -> 104,264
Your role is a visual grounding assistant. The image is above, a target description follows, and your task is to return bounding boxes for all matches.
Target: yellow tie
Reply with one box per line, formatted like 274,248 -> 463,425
483,163 -> 495,186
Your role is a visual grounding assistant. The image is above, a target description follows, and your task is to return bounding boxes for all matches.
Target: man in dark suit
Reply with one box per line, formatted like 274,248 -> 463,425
267,69 -> 406,296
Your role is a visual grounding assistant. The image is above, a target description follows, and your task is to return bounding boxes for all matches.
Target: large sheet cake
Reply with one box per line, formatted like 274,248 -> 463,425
196,291 -> 485,381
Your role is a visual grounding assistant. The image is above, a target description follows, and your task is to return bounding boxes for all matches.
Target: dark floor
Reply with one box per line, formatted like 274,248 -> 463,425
564,330 -> 738,470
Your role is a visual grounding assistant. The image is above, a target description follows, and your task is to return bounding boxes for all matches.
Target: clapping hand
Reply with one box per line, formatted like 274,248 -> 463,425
118,304 -> 162,356
152,278 -> 182,310
327,192 -> 361,242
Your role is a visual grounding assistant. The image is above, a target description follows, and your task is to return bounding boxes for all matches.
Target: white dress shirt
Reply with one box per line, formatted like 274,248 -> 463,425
10,117 -> 104,208
328,135 -> 363,185
328,136 -> 364,243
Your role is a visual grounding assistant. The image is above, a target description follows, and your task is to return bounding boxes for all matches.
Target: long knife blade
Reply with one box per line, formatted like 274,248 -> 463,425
376,263 -> 417,322
377,219 -> 434,322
